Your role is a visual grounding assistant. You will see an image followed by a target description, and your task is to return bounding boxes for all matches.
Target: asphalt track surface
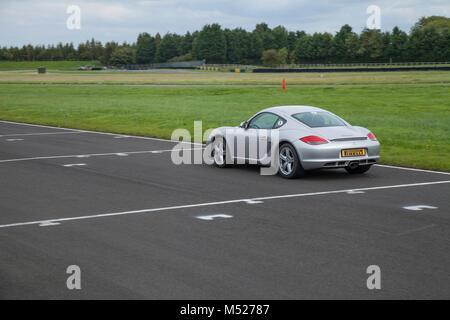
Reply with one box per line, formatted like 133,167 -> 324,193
0,120 -> 449,299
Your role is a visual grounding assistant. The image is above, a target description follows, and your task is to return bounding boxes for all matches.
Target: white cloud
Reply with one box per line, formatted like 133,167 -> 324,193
0,0 -> 448,46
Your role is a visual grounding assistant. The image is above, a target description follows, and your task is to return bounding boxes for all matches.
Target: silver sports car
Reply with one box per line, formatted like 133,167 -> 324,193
206,105 -> 380,178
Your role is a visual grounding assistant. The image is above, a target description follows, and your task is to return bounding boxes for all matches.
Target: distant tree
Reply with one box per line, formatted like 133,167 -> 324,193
0,47 -> 12,60
261,49 -> 281,67
287,31 -> 297,52
409,16 -> 450,61
357,29 -> 385,61
272,25 -> 288,50
109,47 -> 135,67
311,32 -> 333,62
155,33 -> 179,62
225,28 -> 250,63
179,31 -> 193,55
154,33 -> 162,48
64,43 -> 77,60
168,52 -> 193,62
36,45 -> 51,60
91,39 -> 104,60
9,47 -> 20,61
410,26 -> 445,61
294,33 -> 311,63
136,33 -> 156,63
100,42 -> 118,65
192,23 -> 226,63
345,33 -> 360,60
330,24 -> 353,62
52,43 -> 64,60
254,23 -> 276,50
278,47 -> 289,64
412,16 -> 450,33
386,26 -> 408,62
288,51 -> 296,64
249,30 -> 264,63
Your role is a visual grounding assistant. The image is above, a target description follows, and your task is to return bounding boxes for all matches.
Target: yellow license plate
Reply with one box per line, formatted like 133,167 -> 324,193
341,148 -> 366,157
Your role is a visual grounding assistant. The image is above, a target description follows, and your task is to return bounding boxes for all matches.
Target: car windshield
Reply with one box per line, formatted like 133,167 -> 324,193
292,111 -> 346,128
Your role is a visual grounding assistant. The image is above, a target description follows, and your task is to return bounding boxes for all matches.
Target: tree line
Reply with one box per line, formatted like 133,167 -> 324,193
0,16 -> 448,67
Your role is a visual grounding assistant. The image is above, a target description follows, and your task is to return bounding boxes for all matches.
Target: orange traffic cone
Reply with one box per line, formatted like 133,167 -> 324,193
282,78 -> 286,90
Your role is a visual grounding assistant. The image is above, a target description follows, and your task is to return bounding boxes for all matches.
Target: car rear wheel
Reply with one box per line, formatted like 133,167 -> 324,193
345,164 -> 372,174
278,143 -> 304,179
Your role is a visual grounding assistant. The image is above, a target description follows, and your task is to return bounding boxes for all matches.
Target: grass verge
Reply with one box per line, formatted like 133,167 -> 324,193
0,70 -> 450,85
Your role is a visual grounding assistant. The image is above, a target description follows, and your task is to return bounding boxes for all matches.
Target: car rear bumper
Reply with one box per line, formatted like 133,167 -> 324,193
293,139 -> 380,170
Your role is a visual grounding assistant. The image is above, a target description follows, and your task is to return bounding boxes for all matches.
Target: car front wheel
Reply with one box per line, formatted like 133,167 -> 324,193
212,138 -> 228,168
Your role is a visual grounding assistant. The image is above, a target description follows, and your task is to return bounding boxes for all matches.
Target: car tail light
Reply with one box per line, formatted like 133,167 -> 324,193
367,132 -> 377,141
300,135 -> 328,145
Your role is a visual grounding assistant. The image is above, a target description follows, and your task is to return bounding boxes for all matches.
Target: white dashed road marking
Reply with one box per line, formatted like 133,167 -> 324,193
39,221 -> 62,227
0,119 -> 204,146
245,200 -> 264,204
62,163 -> 87,167
0,131 -> 81,137
6,138 -> 24,142
0,147 -> 203,163
403,205 -> 438,211
375,164 -> 450,176
196,214 -> 233,221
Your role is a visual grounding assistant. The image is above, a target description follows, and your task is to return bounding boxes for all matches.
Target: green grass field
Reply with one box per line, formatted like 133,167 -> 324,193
0,61 -> 101,70
0,84 -> 448,171
1,68 -> 450,85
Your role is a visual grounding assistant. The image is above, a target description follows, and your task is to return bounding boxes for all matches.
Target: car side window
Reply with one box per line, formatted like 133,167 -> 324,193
273,117 -> 286,129
248,112 -> 279,129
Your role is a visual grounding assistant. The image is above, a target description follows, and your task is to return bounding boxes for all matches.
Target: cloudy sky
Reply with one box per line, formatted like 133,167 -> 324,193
0,0 -> 449,46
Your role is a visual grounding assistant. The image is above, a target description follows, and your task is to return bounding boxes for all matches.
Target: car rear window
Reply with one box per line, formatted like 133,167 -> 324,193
292,111 -> 346,128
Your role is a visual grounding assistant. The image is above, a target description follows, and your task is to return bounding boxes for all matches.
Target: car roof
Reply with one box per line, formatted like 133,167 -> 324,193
262,105 -> 325,116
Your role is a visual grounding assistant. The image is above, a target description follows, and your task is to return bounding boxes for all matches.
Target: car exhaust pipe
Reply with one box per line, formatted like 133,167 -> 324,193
348,161 -> 359,169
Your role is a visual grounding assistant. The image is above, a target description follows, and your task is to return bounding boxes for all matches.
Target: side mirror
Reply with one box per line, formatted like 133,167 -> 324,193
240,121 -> 248,129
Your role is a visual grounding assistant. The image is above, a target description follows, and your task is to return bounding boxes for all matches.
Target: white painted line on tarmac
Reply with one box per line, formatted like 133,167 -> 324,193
196,214 -> 233,221
0,132 -> 81,137
62,163 -> 87,167
375,164 -> 450,176
346,190 -> 365,194
115,153 -> 129,156
0,120 -> 204,146
5,138 -> 24,141
0,147 -> 204,163
0,180 -> 448,229
245,200 -> 264,204
39,221 -> 61,227
0,120 -> 81,132
403,205 -> 438,211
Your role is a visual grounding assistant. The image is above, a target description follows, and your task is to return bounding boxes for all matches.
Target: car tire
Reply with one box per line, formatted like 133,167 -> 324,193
278,143 -> 305,179
212,137 -> 229,168
345,164 -> 372,174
